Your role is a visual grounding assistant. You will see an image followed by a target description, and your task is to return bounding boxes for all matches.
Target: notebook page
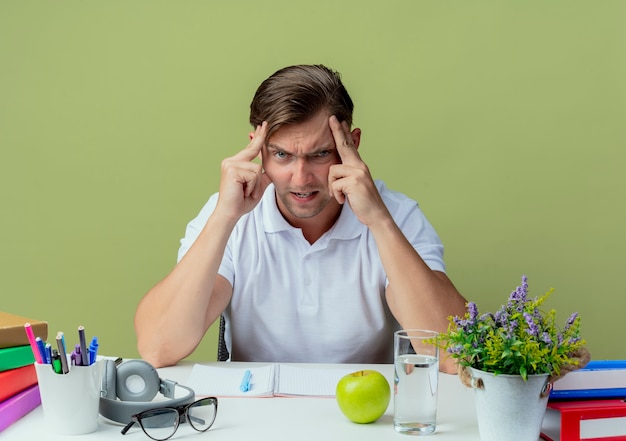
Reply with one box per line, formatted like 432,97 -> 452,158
274,365 -> 355,397
186,364 -> 275,397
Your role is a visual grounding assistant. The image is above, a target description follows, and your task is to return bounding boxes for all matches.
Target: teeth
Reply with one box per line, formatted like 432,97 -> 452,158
295,192 -> 313,198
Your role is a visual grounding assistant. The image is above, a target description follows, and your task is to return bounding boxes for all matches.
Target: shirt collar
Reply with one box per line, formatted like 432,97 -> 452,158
261,184 -> 362,240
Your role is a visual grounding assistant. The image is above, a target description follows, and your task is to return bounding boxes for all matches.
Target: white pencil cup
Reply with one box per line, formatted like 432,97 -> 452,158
34,359 -> 104,435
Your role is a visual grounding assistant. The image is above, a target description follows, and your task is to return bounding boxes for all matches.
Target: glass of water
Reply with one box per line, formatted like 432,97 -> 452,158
393,329 -> 439,435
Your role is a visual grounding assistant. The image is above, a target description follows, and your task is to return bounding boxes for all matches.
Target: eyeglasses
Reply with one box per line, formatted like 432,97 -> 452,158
121,397 -> 218,441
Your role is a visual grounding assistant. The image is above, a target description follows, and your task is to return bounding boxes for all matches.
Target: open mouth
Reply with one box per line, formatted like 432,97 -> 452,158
291,191 -> 318,201
294,192 -> 315,198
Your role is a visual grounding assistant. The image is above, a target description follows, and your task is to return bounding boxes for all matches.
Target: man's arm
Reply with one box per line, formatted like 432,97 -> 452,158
373,220 -> 466,374
135,122 -> 271,367
327,116 -> 467,373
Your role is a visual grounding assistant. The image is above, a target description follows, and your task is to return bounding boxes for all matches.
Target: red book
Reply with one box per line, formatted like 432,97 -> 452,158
541,399 -> 626,441
0,384 -> 41,432
0,364 -> 38,402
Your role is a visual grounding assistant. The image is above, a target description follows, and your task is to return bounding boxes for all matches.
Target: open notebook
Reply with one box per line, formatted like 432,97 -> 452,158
185,364 -> 357,398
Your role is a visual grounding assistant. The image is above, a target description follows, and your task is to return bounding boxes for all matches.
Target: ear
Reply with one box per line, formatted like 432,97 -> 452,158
249,131 -> 254,141
350,128 -> 362,150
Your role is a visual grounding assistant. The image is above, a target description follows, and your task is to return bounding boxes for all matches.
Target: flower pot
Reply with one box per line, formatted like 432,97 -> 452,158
469,368 -> 551,441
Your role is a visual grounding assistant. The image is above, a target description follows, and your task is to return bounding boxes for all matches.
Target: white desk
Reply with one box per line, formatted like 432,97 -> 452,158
2,362 -> 488,440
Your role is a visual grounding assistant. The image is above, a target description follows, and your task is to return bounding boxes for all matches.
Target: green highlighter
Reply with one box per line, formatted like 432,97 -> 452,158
51,349 -> 63,374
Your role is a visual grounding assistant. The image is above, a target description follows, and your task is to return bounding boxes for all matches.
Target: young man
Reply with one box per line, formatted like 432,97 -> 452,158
135,64 -> 467,372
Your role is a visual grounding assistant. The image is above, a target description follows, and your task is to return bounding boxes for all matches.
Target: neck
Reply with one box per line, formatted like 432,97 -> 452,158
285,203 -> 343,245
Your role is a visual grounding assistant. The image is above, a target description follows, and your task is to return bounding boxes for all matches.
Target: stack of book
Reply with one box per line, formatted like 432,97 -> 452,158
0,311 -> 48,432
541,360 -> 626,441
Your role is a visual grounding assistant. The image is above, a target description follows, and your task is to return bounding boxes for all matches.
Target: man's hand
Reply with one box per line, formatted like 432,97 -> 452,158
215,122 -> 272,223
327,115 -> 390,227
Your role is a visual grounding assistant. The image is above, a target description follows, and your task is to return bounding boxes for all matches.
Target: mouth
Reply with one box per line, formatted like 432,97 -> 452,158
291,191 -> 318,200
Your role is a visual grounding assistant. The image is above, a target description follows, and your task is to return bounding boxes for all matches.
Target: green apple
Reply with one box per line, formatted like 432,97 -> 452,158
335,370 -> 391,424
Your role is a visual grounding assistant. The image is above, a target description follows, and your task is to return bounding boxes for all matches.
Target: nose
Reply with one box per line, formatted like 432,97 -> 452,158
292,158 -> 311,186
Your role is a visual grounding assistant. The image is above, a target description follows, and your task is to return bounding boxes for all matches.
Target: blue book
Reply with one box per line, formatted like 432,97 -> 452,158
550,360 -> 626,400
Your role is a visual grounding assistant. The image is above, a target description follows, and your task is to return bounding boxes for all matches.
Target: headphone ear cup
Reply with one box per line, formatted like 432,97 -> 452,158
115,360 -> 161,402
102,359 -> 117,400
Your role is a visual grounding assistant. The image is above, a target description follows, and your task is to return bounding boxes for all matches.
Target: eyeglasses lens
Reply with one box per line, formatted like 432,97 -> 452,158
139,408 -> 178,441
187,398 -> 217,432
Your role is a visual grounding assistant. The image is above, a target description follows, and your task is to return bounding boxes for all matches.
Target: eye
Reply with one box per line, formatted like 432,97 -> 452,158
309,150 -> 334,163
274,151 -> 289,159
314,150 -> 331,158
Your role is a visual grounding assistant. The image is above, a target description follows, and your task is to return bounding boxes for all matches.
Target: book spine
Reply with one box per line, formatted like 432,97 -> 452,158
584,435 -> 626,441
0,364 -> 38,402
584,360 -> 626,370
0,385 -> 41,432
0,319 -> 48,349
0,346 -> 36,372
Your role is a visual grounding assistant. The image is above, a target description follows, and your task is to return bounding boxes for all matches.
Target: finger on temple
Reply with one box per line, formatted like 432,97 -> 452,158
233,121 -> 267,161
329,116 -> 359,163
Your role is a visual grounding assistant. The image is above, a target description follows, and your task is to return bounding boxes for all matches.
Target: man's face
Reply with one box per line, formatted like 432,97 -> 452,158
260,111 -> 345,227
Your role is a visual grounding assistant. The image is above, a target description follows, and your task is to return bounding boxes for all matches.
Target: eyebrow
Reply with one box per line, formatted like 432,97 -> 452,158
266,143 -> 335,156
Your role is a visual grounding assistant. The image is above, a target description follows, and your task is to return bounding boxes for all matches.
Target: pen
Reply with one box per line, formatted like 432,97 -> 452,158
45,343 -> 53,364
88,336 -> 99,365
24,323 -> 43,364
36,337 -> 48,364
56,332 -> 69,374
71,343 -> 82,367
51,349 -> 62,374
240,369 -> 252,392
78,326 -> 89,366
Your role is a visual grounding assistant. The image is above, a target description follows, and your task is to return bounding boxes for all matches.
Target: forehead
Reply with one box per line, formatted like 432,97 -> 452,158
267,112 -> 334,152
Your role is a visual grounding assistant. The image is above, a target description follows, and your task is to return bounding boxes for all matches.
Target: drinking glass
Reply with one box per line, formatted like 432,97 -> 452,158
393,329 -> 439,435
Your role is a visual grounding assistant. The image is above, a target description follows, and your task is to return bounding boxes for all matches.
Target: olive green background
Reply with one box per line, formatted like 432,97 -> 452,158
1,1 -> 624,363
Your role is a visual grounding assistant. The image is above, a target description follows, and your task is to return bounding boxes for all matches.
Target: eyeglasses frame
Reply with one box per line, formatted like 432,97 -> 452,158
121,396 -> 218,441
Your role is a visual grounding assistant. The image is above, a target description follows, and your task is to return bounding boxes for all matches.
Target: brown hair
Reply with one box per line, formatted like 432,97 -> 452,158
249,64 -> 354,140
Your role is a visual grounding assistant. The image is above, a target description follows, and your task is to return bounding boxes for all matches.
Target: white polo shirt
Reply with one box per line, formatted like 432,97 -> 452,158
178,180 -> 446,363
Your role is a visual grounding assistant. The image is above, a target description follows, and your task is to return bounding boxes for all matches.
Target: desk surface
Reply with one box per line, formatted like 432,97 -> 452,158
2,361 -> 502,440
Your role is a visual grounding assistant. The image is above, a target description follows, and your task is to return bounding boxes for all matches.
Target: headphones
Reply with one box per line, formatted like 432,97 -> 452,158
99,359 -> 195,425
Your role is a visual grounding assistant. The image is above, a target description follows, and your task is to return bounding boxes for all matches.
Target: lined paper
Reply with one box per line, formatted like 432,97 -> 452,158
274,365 -> 354,397
186,364 -> 276,397
186,364 -> 356,397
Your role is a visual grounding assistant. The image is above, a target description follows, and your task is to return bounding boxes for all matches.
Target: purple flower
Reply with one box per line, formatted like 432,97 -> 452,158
495,307 -> 510,327
541,332 -> 552,345
556,333 -> 564,346
564,312 -> 578,331
468,302 -> 479,325
524,312 -> 539,336
521,274 -> 528,292
447,345 -> 463,355
453,316 -> 468,329
504,319 -> 518,339
508,275 -> 529,312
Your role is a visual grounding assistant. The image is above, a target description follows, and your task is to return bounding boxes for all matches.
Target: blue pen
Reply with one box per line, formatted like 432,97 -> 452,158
35,337 -> 47,364
45,343 -> 53,364
240,370 -> 252,392
88,336 -> 99,365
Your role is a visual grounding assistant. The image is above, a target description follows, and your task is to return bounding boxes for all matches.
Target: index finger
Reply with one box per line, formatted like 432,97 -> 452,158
329,115 -> 360,164
233,121 -> 267,162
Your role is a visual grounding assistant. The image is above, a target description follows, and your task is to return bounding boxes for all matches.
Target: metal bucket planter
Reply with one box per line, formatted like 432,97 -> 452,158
469,368 -> 551,441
